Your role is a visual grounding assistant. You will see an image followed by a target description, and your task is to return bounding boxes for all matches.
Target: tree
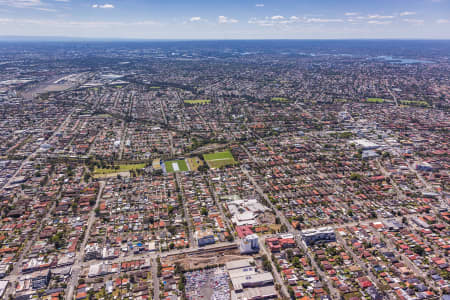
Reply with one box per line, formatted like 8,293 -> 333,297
350,173 -> 361,181
84,173 -> 91,183
200,207 -> 208,216
413,245 -> 425,256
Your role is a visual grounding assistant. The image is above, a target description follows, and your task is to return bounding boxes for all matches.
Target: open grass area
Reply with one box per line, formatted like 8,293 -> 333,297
94,163 -> 146,175
203,150 -> 236,169
366,98 -> 385,103
96,114 -> 112,118
186,156 -> 204,171
271,97 -> 289,102
400,100 -> 430,107
150,86 -> 161,89
164,159 -> 189,173
184,99 -> 211,104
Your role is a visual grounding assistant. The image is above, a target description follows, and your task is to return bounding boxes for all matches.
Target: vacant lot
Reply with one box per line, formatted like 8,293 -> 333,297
164,159 -> 189,173
184,99 -> 211,104
203,150 -> 236,169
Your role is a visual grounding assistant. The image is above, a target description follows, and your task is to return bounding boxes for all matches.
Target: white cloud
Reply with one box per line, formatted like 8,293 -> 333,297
92,4 -> 114,9
368,14 -> 394,19
0,0 -> 42,8
0,18 -> 161,27
189,16 -> 202,22
345,12 -> 358,16
436,19 -> 449,23
218,16 -> 238,24
249,15 -> 343,26
248,18 -> 274,26
400,11 -> 416,16
306,18 -> 343,23
255,4 -> 264,7
403,18 -> 424,24
368,20 -> 392,24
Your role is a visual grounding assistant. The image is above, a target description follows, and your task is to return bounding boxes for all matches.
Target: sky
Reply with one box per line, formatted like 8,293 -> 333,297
0,0 -> 448,39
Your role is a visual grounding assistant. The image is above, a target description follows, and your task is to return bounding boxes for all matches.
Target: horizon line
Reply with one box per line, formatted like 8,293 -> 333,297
0,36 -> 449,42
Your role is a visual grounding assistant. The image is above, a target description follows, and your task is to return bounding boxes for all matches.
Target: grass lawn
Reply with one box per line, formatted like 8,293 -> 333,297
94,163 -> 146,175
203,150 -> 236,169
366,98 -> 385,103
164,159 -> 189,173
271,97 -> 289,102
343,292 -> 362,300
184,99 -> 211,104
400,100 -> 430,107
186,156 -> 203,171
96,114 -> 112,118
150,86 -> 161,89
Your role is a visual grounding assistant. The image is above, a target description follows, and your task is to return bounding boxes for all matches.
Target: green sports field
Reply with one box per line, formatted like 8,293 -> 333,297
203,150 -> 236,169
400,100 -> 430,107
366,98 -> 385,103
184,99 -> 211,104
164,159 -> 189,173
271,97 -> 289,102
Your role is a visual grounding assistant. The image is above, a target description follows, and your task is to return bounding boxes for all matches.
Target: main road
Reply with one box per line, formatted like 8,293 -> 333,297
66,181 -> 105,300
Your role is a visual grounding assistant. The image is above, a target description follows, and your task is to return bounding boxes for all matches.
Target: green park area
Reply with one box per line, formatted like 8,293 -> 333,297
164,159 -> 189,173
400,100 -> 430,107
203,150 -> 236,169
184,99 -> 211,104
94,163 -> 146,175
366,98 -> 385,103
271,97 -> 289,102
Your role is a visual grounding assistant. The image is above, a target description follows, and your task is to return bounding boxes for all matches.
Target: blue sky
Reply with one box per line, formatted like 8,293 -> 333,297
0,0 -> 448,39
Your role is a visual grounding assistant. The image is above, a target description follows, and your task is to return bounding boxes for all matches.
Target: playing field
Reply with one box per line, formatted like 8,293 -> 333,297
271,97 -> 289,102
400,100 -> 430,107
366,98 -> 385,103
164,159 -> 189,173
203,150 -> 236,169
184,99 -> 211,104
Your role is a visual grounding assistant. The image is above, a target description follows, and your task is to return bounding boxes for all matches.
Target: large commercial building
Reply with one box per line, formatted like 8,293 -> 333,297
195,229 -> 215,247
301,227 -> 336,246
240,234 -> 260,254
